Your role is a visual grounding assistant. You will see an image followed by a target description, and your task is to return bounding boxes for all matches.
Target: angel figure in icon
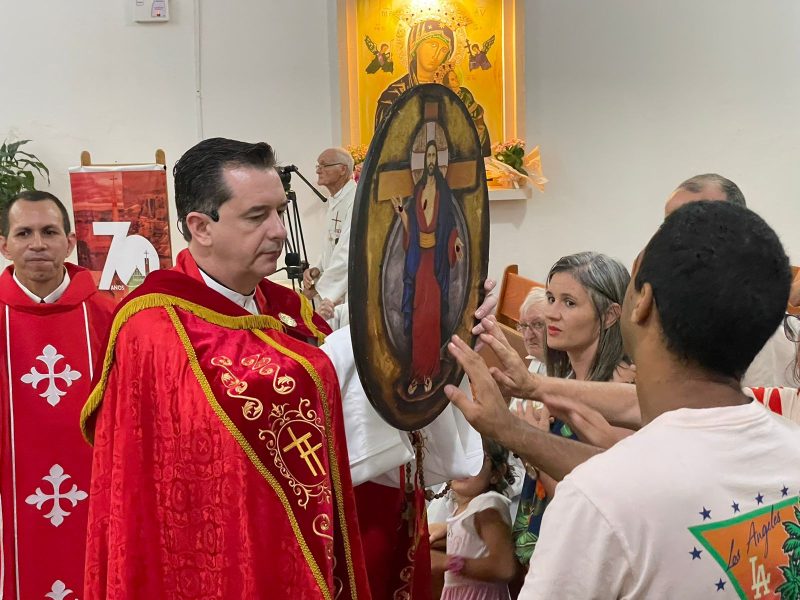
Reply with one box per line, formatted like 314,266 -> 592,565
364,36 -> 394,74
466,34 -> 495,71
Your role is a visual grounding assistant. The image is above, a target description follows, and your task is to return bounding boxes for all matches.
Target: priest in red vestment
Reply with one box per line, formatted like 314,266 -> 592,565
80,138 -> 370,599
0,191 -> 115,600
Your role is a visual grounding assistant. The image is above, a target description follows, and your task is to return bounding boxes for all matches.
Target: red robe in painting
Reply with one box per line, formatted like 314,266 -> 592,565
80,250 -> 369,600
0,263 -> 115,600
401,173 -> 459,383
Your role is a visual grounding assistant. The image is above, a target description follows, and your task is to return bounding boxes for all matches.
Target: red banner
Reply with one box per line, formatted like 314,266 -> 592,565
69,165 -> 173,301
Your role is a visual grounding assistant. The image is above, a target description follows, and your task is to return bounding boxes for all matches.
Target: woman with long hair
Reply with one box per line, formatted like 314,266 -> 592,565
544,251 -> 632,383
512,251 -> 631,575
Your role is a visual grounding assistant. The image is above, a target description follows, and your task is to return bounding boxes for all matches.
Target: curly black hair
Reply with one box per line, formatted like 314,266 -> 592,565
635,201 -> 791,379
484,439 -> 516,495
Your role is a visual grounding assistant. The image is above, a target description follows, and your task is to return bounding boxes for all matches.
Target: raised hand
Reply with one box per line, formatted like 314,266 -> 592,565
473,278 -> 496,324
613,362 -> 636,384
476,316 -> 537,398
444,334 -> 515,442
390,196 -> 409,232
471,278 -> 497,352
546,399 -> 621,450
514,401 -> 551,433
302,267 -> 320,299
317,298 -> 335,320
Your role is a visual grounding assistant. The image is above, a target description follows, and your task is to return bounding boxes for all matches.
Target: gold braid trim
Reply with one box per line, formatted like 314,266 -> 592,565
80,293 -> 285,444
252,329 -> 358,599
165,306 -> 332,600
298,292 -> 327,345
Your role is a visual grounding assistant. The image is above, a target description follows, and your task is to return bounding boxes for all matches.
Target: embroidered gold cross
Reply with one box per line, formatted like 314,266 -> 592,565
282,426 -> 326,477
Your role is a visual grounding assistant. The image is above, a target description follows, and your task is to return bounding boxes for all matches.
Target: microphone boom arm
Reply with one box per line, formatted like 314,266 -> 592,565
283,165 -> 328,203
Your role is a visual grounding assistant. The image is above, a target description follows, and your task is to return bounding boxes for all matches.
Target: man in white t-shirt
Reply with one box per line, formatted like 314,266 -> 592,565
303,147 -> 356,318
447,201 -> 800,598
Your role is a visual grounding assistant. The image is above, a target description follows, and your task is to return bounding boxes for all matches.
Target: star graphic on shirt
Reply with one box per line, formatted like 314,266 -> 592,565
690,547 -> 702,560
781,485 -> 789,497
755,492 -> 764,505
715,578 -> 726,591
699,506 -> 712,520
731,501 -> 740,514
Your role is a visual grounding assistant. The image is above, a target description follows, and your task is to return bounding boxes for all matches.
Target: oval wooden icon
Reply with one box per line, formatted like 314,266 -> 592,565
349,83 -> 490,431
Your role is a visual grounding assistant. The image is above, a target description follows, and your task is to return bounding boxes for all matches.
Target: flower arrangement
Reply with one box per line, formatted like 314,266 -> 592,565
491,138 -> 527,175
346,143 -> 368,182
485,141 -> 548,192
346,143 -> 368,165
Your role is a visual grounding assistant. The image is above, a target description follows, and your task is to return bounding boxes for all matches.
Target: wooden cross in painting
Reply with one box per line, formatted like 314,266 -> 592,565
374,99 -> 479,204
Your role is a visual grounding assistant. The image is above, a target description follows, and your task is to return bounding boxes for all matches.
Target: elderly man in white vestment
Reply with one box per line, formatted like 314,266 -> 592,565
303,147 -> 356,319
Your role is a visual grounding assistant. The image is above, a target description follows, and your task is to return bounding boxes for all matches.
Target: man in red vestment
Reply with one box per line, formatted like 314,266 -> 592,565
80,138 -> 370,599
0,191 -> 115,599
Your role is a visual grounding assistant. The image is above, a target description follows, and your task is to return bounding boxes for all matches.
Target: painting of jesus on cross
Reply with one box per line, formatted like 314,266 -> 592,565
349,83 -> 489,431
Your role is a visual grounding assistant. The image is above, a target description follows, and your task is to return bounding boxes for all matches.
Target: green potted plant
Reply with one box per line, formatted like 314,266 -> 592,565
0,139 -> 50,209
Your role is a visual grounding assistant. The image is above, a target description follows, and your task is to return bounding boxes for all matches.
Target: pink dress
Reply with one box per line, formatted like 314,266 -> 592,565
441,491 -> 512,600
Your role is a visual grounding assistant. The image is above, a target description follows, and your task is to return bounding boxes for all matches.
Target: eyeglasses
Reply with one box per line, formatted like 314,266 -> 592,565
784,313 -> 800,343
516,321 -> 545,333
315,162 -> 344,170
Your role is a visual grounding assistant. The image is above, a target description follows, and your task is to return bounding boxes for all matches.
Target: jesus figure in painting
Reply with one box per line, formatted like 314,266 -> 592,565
391,140 -> 464,396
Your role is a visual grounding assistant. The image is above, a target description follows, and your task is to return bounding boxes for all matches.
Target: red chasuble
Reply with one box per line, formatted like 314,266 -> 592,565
80,250 -> 370,600
0,263 -> 115,600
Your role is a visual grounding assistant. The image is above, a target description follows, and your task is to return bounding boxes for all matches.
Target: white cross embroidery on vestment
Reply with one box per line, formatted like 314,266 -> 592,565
20,344 -> 82,407
25,464 -> 88,527
46,579 -> 78,599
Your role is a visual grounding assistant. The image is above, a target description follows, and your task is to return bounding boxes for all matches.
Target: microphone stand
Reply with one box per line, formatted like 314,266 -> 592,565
276,165 -> 327,297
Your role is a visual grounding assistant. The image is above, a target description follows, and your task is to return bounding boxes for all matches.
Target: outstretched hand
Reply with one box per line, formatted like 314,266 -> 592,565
472,278 -> 497,331
514,401 -> 551,433
539,394 -> 620,450
444,334 -> 515,442
475,316 -> 537,399
317,298 -> 335,320
471,278 -> 497,352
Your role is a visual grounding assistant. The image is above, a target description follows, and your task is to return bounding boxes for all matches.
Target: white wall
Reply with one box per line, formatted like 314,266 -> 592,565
2,0 -> 798,288
495,0 -> 800,282
1,0 -> 195,256
0,0 -> 337,266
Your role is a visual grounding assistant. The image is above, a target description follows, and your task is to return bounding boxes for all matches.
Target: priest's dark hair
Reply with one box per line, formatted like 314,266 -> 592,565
634,200 -> 790,380
173,137 -> 277,242
1,190 -> 72,237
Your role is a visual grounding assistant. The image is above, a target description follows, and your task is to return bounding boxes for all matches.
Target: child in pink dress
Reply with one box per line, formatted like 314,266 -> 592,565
430,440 -> 517,600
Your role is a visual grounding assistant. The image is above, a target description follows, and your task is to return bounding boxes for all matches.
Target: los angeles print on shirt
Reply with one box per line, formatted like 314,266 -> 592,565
688,488 -> 799,598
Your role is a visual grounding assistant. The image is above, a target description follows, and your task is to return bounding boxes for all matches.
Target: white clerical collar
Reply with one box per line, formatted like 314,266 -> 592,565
197,268 -> 259,315
13,268 -> 70,304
